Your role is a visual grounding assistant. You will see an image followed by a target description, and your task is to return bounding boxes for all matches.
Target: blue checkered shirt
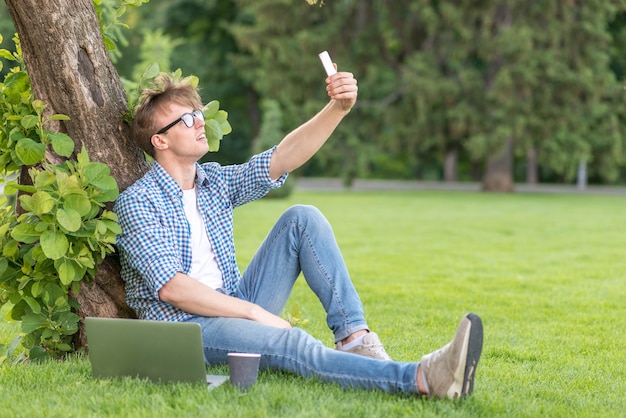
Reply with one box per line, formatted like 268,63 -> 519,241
114,148 -> 287,321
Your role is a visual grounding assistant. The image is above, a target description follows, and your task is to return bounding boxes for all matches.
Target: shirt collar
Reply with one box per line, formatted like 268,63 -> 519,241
150,161 -> 209,200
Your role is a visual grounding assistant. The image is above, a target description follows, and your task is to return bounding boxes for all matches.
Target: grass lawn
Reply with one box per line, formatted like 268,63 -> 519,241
1,189 -> 625,417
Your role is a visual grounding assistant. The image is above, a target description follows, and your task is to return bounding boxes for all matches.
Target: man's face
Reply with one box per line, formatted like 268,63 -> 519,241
152,102 -> 208,162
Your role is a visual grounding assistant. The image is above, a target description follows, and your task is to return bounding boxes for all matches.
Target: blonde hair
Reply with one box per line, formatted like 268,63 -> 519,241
131,73 -> 203,157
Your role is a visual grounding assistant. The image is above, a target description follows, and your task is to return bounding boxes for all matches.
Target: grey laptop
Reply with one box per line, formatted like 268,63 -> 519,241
85,317 -> 228,389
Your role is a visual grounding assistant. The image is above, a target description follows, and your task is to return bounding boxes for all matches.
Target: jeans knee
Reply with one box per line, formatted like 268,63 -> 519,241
279,205 -> 334,242
283,204 -> 324,224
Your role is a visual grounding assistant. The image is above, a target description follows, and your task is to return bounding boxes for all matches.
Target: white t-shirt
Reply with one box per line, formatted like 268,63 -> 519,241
182,187 -> 224,290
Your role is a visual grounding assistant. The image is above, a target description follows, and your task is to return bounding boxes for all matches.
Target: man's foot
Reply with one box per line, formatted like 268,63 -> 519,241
419,313 -> 483,399
336,331 -> 392,360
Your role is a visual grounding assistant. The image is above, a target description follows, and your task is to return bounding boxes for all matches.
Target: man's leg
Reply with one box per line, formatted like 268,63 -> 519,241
237,205 -> 370,342
186,312 -> 483,398
231,204 -> 483,397
186,314 -> 418,393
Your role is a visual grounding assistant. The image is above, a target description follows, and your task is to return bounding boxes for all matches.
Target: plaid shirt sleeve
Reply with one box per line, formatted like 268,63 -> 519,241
217,147 -> 286,207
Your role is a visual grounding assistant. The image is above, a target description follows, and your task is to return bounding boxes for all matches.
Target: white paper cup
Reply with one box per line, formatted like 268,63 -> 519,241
227,353 -> 261,391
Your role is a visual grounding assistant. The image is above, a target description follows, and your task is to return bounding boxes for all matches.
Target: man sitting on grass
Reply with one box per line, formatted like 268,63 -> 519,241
114,67 -> 483,399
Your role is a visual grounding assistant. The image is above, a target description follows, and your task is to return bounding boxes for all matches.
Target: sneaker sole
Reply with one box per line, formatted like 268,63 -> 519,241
461,313 -> 483,397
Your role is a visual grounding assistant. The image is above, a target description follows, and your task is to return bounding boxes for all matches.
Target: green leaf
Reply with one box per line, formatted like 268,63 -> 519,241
43,283 -> 64,307
34,170 -> 57,188
23,296 -> 41,314
96,220 -> 107,235
15,137 -> 46,165
181,75 -> 199,88
0,258 -> 7,275
101,219 -> 122,235
31,100 -> 46,113
206,119 -> 222,141
103,35 -> 116,51
3,72 -> 30,104
31,281 -> 45,298
214,109 -> 228,123
29,346 -> 49,361
2,182 -> 18,195
56,343 -> 73,352
100,210 -> 119,222
63,194 -> 92,217
56,208 -> 82,232
10,183 -> 37,194
219,119 -> 232,135
71,281 -> 81,297
55,171 -> 83,196
54,311 -> 79,330
21,313 -> 47,334
82,162 -> 114,189
20,115 -> 39,130
204,100 -> 219,118
208,137 -> 221,152
0,48 -> 16,61
30,191 -> 55,215
49,132 -> 74,157
10,223 -> 40,244
55,259 -> 76,285
142,62 -> 160,80
10,300 -> 27,321
8,335 -> 23,358
40,230 -> 69,260
2,239 -> 19,257
48,114 -> 71,121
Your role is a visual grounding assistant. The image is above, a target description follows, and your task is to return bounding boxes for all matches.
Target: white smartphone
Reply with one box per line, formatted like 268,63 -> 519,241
318,51 -> 337,76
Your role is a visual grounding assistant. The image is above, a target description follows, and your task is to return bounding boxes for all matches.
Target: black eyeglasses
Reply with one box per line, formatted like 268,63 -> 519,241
155,110 -> 205,135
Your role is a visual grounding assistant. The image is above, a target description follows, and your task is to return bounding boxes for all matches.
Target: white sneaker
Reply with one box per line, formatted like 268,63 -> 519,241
336,331 -> 392,360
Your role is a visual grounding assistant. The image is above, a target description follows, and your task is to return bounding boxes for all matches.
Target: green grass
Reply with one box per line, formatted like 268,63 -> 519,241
2,190 -> 625,417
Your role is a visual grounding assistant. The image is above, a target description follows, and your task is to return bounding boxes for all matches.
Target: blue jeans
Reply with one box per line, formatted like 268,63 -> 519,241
187,205 -> 419,394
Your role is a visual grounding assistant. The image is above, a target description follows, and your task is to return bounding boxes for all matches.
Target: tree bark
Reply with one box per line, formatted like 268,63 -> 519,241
444,148 -> 458,182
5,0 -> 148,348
482,137 -> 514,192
526,147 -> 538,185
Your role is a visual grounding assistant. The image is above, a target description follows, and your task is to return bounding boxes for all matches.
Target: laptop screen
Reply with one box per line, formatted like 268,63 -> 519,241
85,317 -> 209,384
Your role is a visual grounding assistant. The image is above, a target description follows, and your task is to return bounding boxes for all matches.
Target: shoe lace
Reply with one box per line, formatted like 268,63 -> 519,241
424,342 -> 451,368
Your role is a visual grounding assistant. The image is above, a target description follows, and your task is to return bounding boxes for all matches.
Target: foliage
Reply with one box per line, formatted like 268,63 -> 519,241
283,303 -> 309,327
253,99 -> 293,198
224,0 -> 626,184
93,0 -> 151,62
0,34 -> 120,361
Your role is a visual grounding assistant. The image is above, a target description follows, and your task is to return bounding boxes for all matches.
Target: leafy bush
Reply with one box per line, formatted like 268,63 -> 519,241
0,34 -> 120,361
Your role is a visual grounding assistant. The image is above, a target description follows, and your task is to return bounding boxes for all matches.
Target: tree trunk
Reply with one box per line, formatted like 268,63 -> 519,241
482,137 -> 514,192
5,0 -> 149,349
444,148 -> 458,182
577,158 -> 587,190
526,146 -> 538,185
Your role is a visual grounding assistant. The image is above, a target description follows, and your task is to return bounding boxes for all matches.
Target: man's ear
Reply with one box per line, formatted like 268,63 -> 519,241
151,134 -> 168,151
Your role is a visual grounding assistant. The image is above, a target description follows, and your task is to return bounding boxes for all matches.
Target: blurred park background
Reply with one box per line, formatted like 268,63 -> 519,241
2,0 -> 626,191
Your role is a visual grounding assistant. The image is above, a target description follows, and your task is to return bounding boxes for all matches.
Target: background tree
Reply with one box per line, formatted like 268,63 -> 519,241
4,1 -> 626,191
104,0 -> 626,187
